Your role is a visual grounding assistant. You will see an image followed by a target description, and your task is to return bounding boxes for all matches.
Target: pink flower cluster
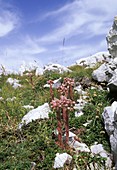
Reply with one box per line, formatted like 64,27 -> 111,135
48,77 -> 75,148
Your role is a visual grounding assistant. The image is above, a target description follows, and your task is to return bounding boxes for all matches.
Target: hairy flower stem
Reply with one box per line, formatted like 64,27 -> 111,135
48,80 -> 54,101
69,85 -> 73,100
56,109 -> 63,148
65,110 -> 69,145
63,107 -> 69,146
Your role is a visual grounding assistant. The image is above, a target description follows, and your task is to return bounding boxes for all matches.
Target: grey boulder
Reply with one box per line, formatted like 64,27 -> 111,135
102,101 -> 117,168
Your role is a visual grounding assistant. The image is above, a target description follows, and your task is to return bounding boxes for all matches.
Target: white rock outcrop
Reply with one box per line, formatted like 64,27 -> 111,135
106,16 -> 117,58
90,143 -> 112,169
102,101 -> 117,169
108,70 -> 117,92
65,131 -> 90,152
92,17 -> 117,93
0,65 -> 19,76
19,61 -> 44,76
35,67 -> 44,76
75,52 -> 111,68
44,77 -> 61,89
53,153 -> 72,169
19,103 -> 50,129
74,99 -> 87,117
6,78 -> 22,89
74,85 -> 87,97
92,63 -> 114,82
92,57 -> 117,84
69,140 -> 90,153
44,63 -> 72,74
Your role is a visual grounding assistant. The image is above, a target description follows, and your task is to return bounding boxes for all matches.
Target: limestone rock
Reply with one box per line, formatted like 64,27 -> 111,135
92,63 -> 113,82
64,130 -> 90,152
44,63 -> 72,74
74,99 -> 87,110
69,140 -> 90,152
35,67 -> 44,76
75,52 -> 111,68
106,16 -> 117,58
6,78 -> 22,89
74,99 -> 87,117
44,77 -> 61,89
102,101 -> 117,168
92,16 -> 117,84
63,131 -> 76,142
19,61 -> 44,76
0,65 -> 19,75
53,153 -> 72,169
92,61 -> 116,83
19,103 -> 50,129
74,84 -> 88,100
90,143 -> 112,169
108,70 -> 117,92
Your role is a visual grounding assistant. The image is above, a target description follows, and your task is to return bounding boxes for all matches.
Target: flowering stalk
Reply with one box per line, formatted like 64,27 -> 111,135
65,109 -> 69,144
51,99 -> 63,148
56,108 -> 63,147
60,96 -> 75,146
49,78 -> 75,148
47,80 -> 54,101
62,106 -> 69,145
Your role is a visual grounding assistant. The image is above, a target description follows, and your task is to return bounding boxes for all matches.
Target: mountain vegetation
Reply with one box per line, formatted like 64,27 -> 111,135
0,65 -> 112,169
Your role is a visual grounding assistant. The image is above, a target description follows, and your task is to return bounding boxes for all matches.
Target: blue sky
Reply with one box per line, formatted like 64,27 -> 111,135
0,0 -> 117,70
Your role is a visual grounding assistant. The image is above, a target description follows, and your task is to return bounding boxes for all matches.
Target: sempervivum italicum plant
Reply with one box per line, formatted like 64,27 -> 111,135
49,78 -> 75,148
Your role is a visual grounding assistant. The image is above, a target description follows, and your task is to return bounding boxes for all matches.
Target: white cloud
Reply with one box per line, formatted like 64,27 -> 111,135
39,13 -> 88,43
17,36 -> 46,55
42,0 -> 79,19
38,0 -> 117,44
33,0 -> 117,66
0,2 -> 20,37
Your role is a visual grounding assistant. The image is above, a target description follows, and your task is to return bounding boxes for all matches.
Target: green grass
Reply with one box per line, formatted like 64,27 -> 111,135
0,65 -> 111,169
